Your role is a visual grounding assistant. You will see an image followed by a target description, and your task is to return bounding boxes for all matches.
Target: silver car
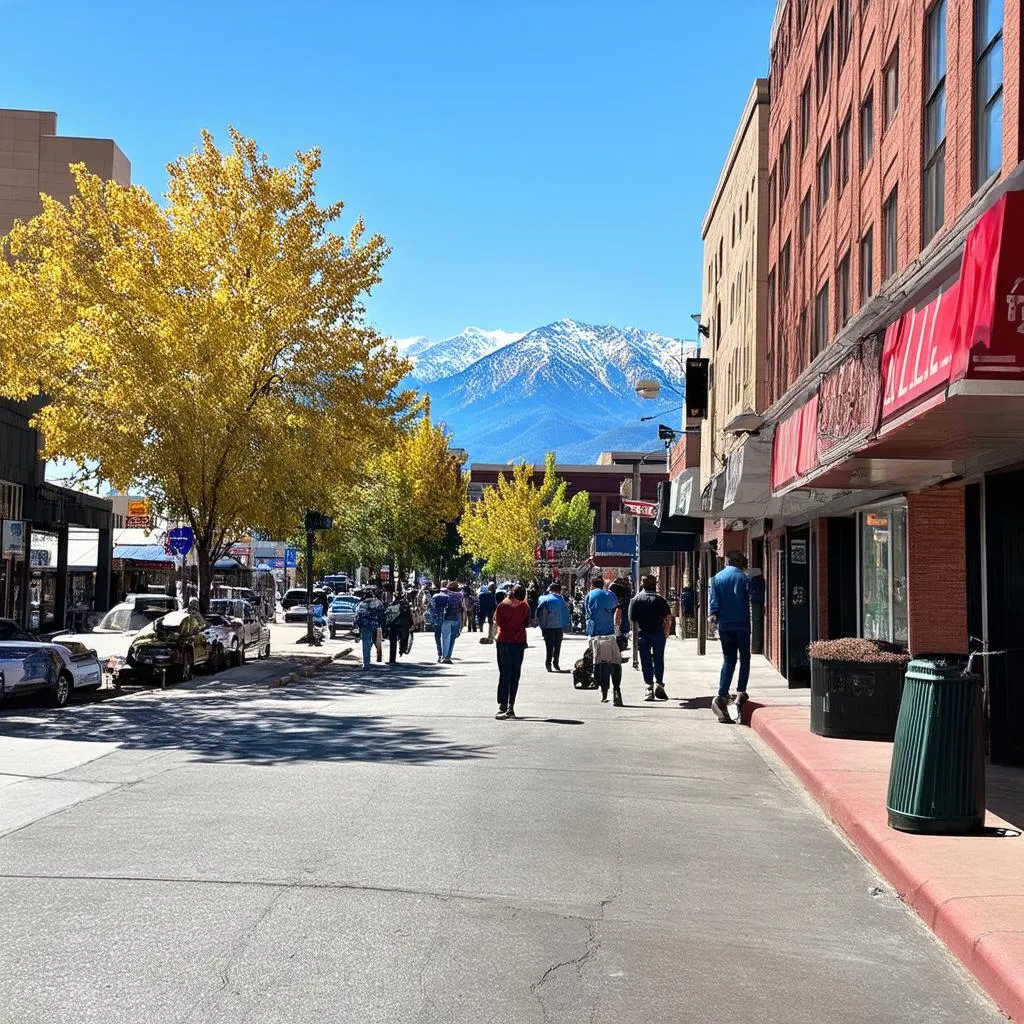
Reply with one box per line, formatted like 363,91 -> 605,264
328,596 -> 359,638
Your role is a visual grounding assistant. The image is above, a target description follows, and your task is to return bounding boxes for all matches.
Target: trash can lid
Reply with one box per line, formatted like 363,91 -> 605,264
906,654 -> 971,680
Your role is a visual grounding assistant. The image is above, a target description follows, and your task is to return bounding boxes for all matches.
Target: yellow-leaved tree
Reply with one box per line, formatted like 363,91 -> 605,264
322,409 -> 466,582
0,128 -> 415,607
460,453 -> 594,580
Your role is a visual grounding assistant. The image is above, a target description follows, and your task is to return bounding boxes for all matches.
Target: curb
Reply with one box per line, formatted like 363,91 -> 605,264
268,660 -> 330,689
747,703 -> 1024,1023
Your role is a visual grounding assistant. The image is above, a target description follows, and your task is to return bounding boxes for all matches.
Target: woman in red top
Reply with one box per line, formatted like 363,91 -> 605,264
494,584 -> 530,719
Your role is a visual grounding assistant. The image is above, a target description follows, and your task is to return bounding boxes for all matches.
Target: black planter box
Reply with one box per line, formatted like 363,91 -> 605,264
810,658 -> 907,741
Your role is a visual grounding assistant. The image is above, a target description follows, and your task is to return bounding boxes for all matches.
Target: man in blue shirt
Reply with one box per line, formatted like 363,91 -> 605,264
585,576 -> 624,706
709,552 -> 751,722
536,582 -> 571,671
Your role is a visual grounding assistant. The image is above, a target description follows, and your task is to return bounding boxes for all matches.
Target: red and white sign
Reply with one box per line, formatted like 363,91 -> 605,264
228,543 -> 251,559
622,499 -> 658,518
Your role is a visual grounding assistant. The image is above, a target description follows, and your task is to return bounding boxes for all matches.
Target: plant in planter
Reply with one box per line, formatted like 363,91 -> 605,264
807,638 -> 911,740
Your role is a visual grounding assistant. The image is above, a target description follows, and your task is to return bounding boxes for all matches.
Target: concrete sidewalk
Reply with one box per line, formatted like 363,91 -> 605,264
658,635 -> 1024,1024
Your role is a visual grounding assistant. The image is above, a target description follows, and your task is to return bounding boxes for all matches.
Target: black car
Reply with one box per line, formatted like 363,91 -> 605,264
126,611 -> 214,684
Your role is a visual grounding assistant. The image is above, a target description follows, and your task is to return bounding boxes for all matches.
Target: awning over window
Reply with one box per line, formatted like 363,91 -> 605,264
112,544 -> 175,570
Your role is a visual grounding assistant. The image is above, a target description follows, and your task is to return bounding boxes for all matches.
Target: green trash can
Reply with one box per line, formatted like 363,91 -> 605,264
886,656 -> 985,834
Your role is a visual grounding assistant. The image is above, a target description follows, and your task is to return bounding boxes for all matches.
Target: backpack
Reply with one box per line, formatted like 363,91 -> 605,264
385,601 -> 403,627
573,647 -> 596,689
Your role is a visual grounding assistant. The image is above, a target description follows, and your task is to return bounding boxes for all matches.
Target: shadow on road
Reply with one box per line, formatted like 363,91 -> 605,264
0,662 -> 490,768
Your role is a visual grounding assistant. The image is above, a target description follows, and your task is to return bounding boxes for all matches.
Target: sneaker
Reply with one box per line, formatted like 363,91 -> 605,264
736,691 -> 749,719
644,686 -> 656,702
495,708 -> 509,719
711,696 -> 731,723
654,684 -> 668,701
505,708 -> 518,719
442,657 -> 453,664
613,688 -> 624,708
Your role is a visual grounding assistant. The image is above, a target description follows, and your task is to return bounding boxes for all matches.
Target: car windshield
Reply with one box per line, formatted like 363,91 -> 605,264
209,600 -> 233,616
204,615 -> 230,627
0,645 -> 51,660
96,606 -> 165,632
331,598 -> 357,609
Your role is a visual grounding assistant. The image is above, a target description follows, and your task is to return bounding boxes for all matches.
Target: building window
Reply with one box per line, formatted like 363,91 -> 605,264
769,166 -> 777,226
837,110 -> 851,193
797,0 -> 810,32
800,76 -> 811,153
860,89 -> 874,169
838,0 -> 852,66
860,227 -> 874,303
817,143 -> 832,211
780,129 -> 792,198
883,187 -> 898,279
883,44 -> 900,130
813,280 -> 830,356
974,0 -> 1003,188
859,505 -> 908,646
798,306 -> 808,359
923,1 -> 947,244
837,250 -> 851,325
800,190 -> 811,240
780,236 -> 792,297
816,14 -> 834,103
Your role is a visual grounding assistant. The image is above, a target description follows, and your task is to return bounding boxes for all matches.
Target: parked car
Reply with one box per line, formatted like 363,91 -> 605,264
206,599 -> 271,663
200,615 -> 237,672
53,600 -> 170,683
125,610 -> 215,685
327,595 -> 359,639
0,637 -> 103,707
281,588 -> 309,611
283,596 -> 328,625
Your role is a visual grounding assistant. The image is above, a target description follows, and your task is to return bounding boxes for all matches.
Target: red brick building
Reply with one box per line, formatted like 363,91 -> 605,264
697,1 -> 1024,763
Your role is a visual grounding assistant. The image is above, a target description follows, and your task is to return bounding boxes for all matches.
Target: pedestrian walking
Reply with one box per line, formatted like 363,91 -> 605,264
353,587 -> 386,670
494,584 -> 530,719
536,582 -> 570,672
628,575 -> 672,701
526,581 -> 539,627
440,580 -> 464,663
477,582 -> 497,643
383,589 -> 413,663
429,584 -> 447,661
585,576 -> 623,706
462,585 -> 478,632
609,575 -> 632,649
709,551 -> 752,722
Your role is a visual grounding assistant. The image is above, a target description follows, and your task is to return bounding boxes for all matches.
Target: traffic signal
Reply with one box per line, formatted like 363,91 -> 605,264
685,358 -> 709,419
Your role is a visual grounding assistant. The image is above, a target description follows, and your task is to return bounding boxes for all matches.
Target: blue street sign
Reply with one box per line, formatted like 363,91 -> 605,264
167,526 -> 194,557
594,533 -> 637,556
284,546 -> 298,568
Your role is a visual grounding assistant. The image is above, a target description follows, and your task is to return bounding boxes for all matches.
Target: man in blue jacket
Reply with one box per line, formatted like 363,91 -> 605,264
709,551 -> 751,722
477,582 -> 498,643
536,582 -> 571,672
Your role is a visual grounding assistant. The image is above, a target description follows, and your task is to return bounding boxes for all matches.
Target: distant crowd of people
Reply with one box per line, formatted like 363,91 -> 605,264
347,559 -> 751,726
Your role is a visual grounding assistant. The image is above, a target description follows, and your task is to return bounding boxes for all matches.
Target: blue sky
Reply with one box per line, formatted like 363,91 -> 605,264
1,0 -> 773,342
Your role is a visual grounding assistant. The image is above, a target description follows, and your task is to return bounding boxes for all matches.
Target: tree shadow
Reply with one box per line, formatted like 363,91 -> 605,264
0,665 -> 490,768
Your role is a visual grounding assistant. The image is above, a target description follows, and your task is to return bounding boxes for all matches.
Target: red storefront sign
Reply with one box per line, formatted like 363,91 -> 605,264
771,394 -> 819,492
817,339 -> 882,457
882,190 -> 1024,421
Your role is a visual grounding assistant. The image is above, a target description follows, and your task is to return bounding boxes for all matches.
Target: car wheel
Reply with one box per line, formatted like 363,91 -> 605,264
51,670 -> 72,708
329,628 -> 336,639
178,653 -> 193,684
215,644 -> 228,673
231,640 -> 241,667
238,642 -> 246,666
263,641 -> 271,659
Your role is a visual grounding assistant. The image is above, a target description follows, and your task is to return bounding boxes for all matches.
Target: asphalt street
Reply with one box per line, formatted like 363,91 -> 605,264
0,624 -> 1004,1023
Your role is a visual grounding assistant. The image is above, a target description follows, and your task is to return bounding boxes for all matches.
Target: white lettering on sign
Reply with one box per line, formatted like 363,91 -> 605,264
1006,278 -> 1024,333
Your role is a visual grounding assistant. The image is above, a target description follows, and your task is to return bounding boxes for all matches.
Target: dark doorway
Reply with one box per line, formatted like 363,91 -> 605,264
786,525 -> 811,687
984,469 -> 1024,765
827,516 -> 858,639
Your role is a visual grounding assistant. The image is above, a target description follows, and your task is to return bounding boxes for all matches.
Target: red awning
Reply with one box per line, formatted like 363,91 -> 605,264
771,394 -> 819,492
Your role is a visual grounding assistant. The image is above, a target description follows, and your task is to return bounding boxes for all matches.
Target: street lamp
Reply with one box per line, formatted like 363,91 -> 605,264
690,312 -> 710,339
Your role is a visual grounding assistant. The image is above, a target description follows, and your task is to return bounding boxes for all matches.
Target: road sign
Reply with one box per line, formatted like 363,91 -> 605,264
126,515 -> 151,530
127,499 -> 149,518
285,546 -> 298,569
594,533 -> 637,556
622,499 -> 658,519
167,526 -> 194,557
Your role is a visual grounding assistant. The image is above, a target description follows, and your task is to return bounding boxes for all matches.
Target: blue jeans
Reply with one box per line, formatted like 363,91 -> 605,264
718,629 -> 751,699
441,618 -> 460,658
359,625 -> 377,668
637,630 -> 666,686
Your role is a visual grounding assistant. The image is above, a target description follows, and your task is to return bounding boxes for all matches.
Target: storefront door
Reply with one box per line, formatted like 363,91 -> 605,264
786,526 -> 811,687
984,468 -> 1024,766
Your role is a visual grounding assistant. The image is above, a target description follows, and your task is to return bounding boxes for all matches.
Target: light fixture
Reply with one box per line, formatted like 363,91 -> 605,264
690,312 -> 710,339
724,410 -> 765,435
634,379 -> 662,400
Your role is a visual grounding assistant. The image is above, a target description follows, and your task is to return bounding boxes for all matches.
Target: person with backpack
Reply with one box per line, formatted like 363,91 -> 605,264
353,587 -> 386,670
383,589 -> 414,663
536,582 -> 571,672
628,575 -> 672,701
439,580 -> 464,663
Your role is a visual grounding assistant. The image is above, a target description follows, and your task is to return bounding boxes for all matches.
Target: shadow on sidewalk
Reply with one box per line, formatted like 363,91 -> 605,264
984,762 -> 1024,831
0,663 -> 489,768
677,695 -> 715,711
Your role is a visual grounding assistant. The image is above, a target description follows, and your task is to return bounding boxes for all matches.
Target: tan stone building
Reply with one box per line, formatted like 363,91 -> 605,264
0,108 -> 130,237
698,79 -> 770,492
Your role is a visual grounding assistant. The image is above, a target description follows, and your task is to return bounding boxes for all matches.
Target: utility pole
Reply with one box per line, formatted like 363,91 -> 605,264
631,461 -> 641,671
300,509 -> 332,645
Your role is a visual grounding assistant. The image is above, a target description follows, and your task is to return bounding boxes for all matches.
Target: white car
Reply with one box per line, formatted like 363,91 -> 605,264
53,599 -> 171,683
0,639 -> 102,707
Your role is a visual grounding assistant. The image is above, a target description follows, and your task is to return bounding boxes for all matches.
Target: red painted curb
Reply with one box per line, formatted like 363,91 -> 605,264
749,704 -> 1024,1023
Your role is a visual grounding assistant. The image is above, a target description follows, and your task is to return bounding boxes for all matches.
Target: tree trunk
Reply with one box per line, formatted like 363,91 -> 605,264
196,539 -> 213,614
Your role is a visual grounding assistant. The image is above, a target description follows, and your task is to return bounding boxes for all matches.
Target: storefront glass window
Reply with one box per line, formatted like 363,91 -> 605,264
859,506 -> 908,646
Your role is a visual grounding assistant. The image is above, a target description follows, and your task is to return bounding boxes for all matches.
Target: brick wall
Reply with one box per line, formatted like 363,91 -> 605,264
765,0 -> 1023,406
906,486 -> 968,655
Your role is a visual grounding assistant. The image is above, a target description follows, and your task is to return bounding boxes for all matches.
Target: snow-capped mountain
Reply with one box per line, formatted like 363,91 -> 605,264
408,318 -> 698,464
397,327 -> 525,384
